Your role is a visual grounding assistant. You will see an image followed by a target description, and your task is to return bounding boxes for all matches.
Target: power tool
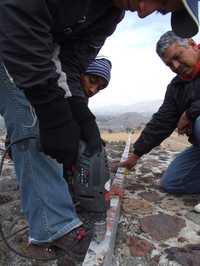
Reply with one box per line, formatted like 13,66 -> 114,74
72,141 -> 111,213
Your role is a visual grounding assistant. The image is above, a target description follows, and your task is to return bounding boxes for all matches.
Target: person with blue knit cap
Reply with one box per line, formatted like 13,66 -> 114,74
64,56 -> 112,193
81,57 -> 112,98
67,57 -> 112,163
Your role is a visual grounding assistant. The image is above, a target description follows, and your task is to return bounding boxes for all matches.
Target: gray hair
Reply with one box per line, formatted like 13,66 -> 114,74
156,31 -> 189,58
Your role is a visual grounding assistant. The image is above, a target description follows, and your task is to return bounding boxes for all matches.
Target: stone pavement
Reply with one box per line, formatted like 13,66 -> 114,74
106,144 -> 200,266
1,131 -> 200,266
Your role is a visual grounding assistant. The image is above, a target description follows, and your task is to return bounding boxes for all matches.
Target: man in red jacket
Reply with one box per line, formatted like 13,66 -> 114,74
114,30 -> 200,194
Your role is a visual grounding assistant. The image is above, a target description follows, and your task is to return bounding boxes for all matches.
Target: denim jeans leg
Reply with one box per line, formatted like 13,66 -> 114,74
160,115 -> 200,194
0,63 -> 82,243
160,146 -> 200,193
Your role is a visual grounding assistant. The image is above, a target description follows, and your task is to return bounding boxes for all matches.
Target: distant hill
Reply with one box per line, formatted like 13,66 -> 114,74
97,111 -> 149,132
92,99 -> 162,117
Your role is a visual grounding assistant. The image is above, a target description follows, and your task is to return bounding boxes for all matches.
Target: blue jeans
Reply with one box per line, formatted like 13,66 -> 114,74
0,64 -> 82,244
160,116 -> 200,194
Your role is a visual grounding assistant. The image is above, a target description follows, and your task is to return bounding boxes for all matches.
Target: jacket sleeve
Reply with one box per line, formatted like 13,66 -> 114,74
0,0 -> 69,107
0,1 -> 124,103
185,77 -> 200,121
133,84 -> 180,156
186,100 -> 200,121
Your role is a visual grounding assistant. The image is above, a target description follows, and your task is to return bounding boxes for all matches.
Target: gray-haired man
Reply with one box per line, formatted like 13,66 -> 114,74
115,30 -> 200,194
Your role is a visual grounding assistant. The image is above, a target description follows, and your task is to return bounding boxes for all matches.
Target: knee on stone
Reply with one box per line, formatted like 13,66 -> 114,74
160,177 -> 175,193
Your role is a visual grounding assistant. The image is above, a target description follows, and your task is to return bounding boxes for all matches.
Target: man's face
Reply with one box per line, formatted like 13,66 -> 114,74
112,0 -> 183,17
80,74 -> 107,97
161,42 -> 200,76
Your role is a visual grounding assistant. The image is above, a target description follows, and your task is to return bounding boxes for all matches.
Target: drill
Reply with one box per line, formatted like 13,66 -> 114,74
72,141 -> 111,213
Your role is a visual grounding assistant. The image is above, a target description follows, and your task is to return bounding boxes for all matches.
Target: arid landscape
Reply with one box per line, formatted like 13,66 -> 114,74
102,130 -> 189,152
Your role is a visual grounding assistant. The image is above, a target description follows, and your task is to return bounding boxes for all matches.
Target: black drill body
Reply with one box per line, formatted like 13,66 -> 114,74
73,141 -> 110,213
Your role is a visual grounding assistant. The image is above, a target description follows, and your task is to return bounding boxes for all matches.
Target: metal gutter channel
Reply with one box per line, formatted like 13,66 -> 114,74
82,134 -> 131,266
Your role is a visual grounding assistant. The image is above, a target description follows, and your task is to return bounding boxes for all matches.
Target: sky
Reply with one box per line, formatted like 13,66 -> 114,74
89,10 -> 200,110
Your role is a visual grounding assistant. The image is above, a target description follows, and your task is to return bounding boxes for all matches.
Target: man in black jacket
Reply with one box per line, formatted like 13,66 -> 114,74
0,56 -> 111,260
116,30 -> 200,194
0,0 -> 198,166
0,0 -> 198,258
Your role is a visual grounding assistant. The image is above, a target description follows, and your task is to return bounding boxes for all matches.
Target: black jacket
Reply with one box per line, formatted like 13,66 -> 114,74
0,0 -> 124,100
134,75 -> 200,156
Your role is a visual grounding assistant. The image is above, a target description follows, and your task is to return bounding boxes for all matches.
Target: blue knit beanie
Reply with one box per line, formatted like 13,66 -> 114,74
85,57 -> 112,85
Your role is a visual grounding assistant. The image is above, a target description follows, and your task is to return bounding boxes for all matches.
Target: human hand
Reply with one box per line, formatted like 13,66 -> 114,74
111,153 -> 140,171
34,97 -> 80,167
40,119 -> 80,166
23,81 -> 81,166
177,112 -> 192,135
110,160 -> 121,172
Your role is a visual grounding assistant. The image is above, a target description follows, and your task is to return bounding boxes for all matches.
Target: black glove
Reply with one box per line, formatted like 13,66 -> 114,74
24,82 -> 80,166
68,96 -> 102,156
39,116 -> 80,166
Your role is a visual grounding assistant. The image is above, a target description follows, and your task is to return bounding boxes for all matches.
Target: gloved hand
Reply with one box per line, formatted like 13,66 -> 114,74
39,117 -> 80,166
68,96 -> 102,156
24,83 -> 80,166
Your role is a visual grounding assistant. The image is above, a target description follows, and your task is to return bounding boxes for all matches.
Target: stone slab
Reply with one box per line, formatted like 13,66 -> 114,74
140,213 -> 186,241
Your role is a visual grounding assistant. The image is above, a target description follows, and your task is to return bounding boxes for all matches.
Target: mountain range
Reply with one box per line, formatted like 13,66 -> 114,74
92,99 -> 162,116
97,111 -> 149,132
93,100 -> 162,132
